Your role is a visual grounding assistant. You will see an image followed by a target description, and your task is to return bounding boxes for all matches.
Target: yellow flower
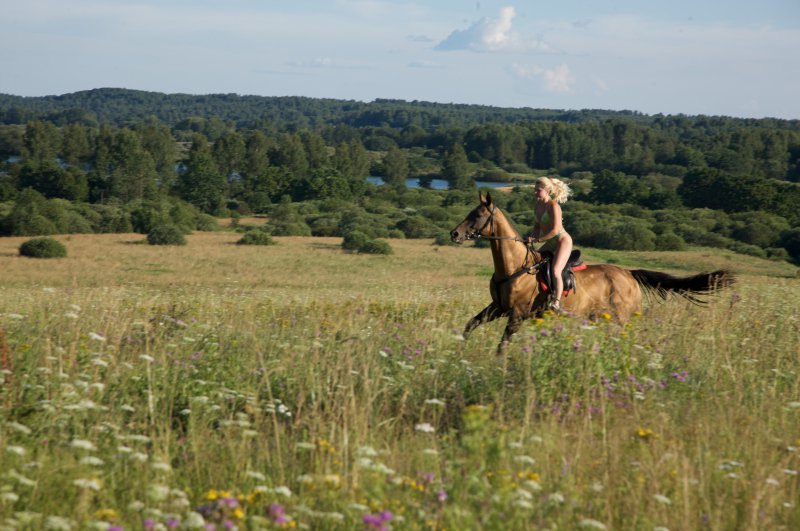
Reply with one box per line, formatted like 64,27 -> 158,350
206,489 -> 219,500
93,509 -> 118,521
636,427 -> 654,440
233,507 -> 244,520
600,312 -> 612,321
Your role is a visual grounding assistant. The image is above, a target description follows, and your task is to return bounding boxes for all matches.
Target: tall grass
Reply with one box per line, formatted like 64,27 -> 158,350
1,232 -> 798,530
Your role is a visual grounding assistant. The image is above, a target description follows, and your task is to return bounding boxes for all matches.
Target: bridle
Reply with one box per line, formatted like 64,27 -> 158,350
472,204 -> 546,286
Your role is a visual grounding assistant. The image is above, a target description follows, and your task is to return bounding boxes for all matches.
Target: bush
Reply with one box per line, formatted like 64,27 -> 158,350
342,231 -> 370,251
19,237 -> 67,258
728,241 -> 766,258
270,221 -> 312,236
655,232 -> 687,251
236,230 -> 275,246
195,214 -> 219,231
434,232 -> 458,246
358,239 -> 393,255
147,224 -> 187,246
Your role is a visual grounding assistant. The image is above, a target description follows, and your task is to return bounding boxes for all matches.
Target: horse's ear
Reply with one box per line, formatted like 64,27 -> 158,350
478,192 -> 486,204
485,191 -> 493,207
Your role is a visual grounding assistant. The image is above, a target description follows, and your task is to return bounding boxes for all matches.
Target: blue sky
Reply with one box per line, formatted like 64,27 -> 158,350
2,0 -> 799,119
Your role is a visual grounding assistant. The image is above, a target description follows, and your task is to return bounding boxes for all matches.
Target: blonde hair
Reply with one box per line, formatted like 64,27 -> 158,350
536,177 -> 571,204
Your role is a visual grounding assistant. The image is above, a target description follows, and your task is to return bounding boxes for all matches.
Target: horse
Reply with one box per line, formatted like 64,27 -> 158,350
449,192 -> 734,354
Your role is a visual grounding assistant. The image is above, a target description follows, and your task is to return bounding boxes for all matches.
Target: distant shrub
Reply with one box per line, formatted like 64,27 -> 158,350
396,215 -> 438,239
342,231 -> 370,251
236,230 -> 275,246
195,214 -> 219,231
595,223 -> 656,251
766,247 -> 790,262
728,241 -> 766,258
358,239 -> 393,255
147,224 -> 187,246
19,237 -> 67,259
655,232 -> 687,251
434,232 -> 458,246
270,221 -> 312,237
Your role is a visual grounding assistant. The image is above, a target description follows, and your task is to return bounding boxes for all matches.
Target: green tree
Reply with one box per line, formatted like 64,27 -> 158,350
382,146 -> 408,191
177,134 -> 224,214
108,129 -> 158,202
442,143 -> 472,190
135,117 -> 177,190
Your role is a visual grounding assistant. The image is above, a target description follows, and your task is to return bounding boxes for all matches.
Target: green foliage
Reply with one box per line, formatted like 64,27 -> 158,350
655,232 -> 687,251
595,222 -> 657,251
342,230 -> 370,251
358,238 -> 393,254
18,236 -> 67,258
236,229 -> 275,246
147,224 -> 187,245
779,228 -> 800,263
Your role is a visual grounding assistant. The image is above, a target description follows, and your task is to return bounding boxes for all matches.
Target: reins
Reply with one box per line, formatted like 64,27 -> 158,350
475,205 -> 545,286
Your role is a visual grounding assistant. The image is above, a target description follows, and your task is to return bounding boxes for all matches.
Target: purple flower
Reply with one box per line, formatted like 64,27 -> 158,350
269,503 -> 288,525
165,518 -> 180,529
672,371 -> 688,382
143,519 -> 156,531
437,489 -> 448,502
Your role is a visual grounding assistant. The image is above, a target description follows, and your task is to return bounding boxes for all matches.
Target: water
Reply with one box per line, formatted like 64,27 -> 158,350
366,176 -> 519,190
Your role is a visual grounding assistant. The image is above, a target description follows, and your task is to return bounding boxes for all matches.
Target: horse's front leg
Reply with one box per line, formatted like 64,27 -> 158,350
463,302 -> 503,340
497,311 -> 524,356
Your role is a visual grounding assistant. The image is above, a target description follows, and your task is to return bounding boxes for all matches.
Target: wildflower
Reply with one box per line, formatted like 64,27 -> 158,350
79,456 -> 105,466
7,421 -> 32,435
600,312 -> 612,321
73,478 -> 102,490
766,478 -> 780,486
415,423 -> 435,433
437,489 -> 448,502
1,491 -> 19,503
424,398 -> 445,406
654,494 -> 672,505
93,509 -> 119,521
513,455 -> 536,465
636,428 -> 654,441
579,519 -> 608,530
549,492 -> 565,504
44,516 -> 74,530
787,401 -> 800,409
151,461 -> 171,472
269,503 -> 289,525
139,355 -> 155,363
89,332 -> 106,342
70,439 -> 97,451
363,510 -> 393,530
6,445 -> 26,456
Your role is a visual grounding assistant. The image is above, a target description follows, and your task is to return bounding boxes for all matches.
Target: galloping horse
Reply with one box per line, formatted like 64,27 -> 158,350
450,193 -> 733,354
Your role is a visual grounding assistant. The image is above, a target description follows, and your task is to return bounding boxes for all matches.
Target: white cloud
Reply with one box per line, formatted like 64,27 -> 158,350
436,6 -> 548,52
511,63 -> 574,92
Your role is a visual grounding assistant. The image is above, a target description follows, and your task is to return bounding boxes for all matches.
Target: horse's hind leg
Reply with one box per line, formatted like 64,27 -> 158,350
464,303 -> 503,340
497,312 -> 523,356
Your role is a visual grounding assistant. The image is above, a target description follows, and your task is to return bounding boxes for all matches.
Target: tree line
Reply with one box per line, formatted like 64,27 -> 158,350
1,89 -> 799,264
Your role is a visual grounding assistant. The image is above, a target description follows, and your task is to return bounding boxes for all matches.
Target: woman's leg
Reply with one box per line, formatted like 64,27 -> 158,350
550,234 -> 573,308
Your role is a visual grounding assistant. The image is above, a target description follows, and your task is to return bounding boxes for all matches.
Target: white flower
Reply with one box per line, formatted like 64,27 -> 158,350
6,421 -> 31,435
139,354 -> 155,363
424,398 -> 445,406
79,456 -> 105,466
64,312 -> 79,320
787,401 -> 800,409
147,484 -> 170,502
88,332 -> 106,342
130,452 -> 148,462
653,494 -> 672,505
783,469 -> 798,476
273,486 -> 292,497
91,359 -> 108,368
73,478 -> 102,490
151,461 -> 171,472
183,512 -> 206,529
512,499 -> 533,509
513,455 -> 536,465
357,446 -> 378,457
414,423 -> 435,433
295,442 -> 316,450
549,492 -> 565,504
246,471 -> 266,481
44,515 -> 74,530
1,491 -> 19,503
6,445 -> 27,456
423,448 -> 439,455
579,519 -> 608,530
70,439 -> 96,451
121,404 -> 136,412
766,477 -> 780,486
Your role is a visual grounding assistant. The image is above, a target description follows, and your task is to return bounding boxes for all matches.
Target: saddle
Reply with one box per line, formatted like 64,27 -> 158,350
537,249 -> 586,297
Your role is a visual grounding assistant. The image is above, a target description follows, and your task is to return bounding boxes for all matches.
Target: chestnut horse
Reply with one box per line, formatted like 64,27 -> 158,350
450,193 -> 733,354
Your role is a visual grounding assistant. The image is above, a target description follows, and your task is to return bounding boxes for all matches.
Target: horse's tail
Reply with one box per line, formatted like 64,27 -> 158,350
630,269 -> 734,304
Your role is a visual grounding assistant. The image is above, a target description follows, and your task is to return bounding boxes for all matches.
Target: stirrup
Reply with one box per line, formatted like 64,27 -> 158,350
548,300 -> 566,314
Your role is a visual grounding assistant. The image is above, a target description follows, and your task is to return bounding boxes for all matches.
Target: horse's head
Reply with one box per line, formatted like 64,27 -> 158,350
450,192 -> 496,244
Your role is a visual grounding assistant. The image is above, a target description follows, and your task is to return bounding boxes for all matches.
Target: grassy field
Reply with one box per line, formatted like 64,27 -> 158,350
1,231 -> 799,530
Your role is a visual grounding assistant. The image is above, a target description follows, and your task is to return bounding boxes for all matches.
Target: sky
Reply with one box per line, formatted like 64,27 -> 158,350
2,0 -> 799,120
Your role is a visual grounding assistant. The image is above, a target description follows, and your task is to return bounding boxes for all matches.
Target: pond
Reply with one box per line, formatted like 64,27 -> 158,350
366,176 -> 525,190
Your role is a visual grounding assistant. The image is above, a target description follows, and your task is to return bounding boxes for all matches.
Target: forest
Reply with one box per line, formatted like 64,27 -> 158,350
1,88 -> 799,263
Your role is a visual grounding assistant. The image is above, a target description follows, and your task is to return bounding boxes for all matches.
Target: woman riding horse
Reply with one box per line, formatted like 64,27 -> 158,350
527,177 -> 572,313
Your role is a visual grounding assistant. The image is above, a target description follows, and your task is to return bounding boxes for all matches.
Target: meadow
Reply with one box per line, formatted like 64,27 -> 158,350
1,229 -> 799,530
